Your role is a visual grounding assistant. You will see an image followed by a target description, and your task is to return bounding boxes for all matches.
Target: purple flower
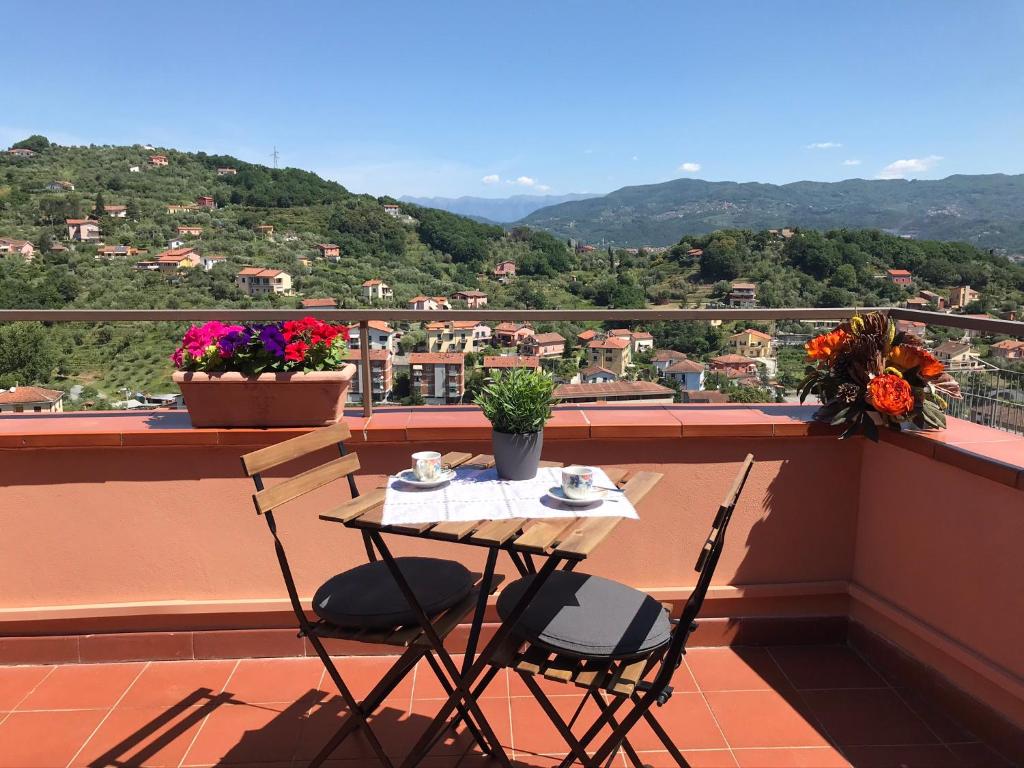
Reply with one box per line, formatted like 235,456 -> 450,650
218,327 -> 252,358
258,324 -> 287,358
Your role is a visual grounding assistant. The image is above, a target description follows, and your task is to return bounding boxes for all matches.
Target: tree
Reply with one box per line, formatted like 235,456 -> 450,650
0,323 -> 57,388
126,198 -> 141,219
93,191 -> 106,218
699,236 -> 744,281
12,135 -> 50,153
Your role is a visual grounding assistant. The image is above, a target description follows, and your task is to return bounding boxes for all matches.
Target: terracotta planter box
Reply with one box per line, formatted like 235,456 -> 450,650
173,365 -> 356,428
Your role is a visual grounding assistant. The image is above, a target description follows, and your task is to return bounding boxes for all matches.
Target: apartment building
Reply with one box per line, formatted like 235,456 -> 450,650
345,349 -> 393,404
409,353 -> 465,404
425,321 -> 491,353
235,267 -> 293,296
586,336 -> 633,377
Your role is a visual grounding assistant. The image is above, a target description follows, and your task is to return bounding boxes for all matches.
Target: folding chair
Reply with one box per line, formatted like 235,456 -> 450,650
492,454 -> 755,768
240,422 -> 502,768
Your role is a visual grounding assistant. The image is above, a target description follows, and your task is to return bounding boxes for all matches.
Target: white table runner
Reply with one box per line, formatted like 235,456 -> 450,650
381,466 -> 639,526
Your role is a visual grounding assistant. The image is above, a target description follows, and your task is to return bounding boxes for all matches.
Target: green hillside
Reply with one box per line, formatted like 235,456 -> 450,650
520,175 -> 1024,251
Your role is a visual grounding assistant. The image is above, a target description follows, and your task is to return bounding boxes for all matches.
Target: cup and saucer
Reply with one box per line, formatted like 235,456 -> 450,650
545,466 -> 609,507
395,451 -> 456,488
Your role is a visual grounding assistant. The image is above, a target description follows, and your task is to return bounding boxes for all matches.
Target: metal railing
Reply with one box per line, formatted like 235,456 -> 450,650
0,306 -> 1021,419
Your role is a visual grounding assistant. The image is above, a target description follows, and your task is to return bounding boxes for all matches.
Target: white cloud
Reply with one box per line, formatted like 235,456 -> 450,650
512,175 -> 536,187
678,162 -> 701,173
536,184 -> 551,193
807,141 -> 842,149
877,155 -> 943,179
481,174 -> 500,185
842,159 -> 862,166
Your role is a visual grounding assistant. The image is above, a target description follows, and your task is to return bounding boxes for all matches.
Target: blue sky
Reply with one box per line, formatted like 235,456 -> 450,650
4,1 -> 1023,197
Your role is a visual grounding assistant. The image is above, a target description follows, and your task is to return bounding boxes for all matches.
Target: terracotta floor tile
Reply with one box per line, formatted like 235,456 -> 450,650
70,704 -> 208,767
620,692 -> 727,751
118,659 -> 237,708
17,661 -> 145,711
895,686 -> 976,744
841,744 -> 962,767
414,657 -> 509,700
293,696 -> 423,762
510,692 -> 604,756
0,665 -> 51,710
705,689 -> 831,749
633,749 -> 739,767
686,647 -> 790,692
0,709 -> 107,768
733,746 -> 851,767
768,646 -> 887,690
413,698 -> 511,757
220,656 -> 324,704
507,668 -> 592,698
328,654 -> 416,704
800,689 -> 939,747
180,700 -> 305,765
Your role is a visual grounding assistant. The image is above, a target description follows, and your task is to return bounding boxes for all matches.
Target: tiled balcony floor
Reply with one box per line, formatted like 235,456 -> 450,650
0,645 -> 1011,768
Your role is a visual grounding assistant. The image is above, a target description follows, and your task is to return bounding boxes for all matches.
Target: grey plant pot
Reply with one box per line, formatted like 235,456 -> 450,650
492,429 -> 544,481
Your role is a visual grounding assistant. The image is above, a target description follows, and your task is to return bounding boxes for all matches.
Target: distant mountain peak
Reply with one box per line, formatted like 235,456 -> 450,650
398,192 -> 601,223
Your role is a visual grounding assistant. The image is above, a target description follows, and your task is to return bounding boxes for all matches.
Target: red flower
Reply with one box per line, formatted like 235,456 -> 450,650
283,341 -> 309,362
867,374 -> 915,418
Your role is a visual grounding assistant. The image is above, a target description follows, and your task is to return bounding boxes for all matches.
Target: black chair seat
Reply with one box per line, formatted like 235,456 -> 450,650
497,571 -> 672,660
313,557 -> 474,630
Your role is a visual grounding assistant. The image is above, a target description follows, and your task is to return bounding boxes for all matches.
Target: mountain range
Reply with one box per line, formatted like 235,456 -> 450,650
518,174 -> 1024,252
399,192 -> 599,223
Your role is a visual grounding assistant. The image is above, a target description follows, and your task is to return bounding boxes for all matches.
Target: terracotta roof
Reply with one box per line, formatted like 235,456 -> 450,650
408,295 -> 429,303
588,337 -> 630,350
65,218 -> 95,225
731,328 -> 773,341
426,321 -> 480,330
319,243 -> 340,249
529,332 -> 565,345
652,350 -> 688,362
300,298 -> 338,308
554,381 -> 674,400
887,269 -> 912,276
608,329 -> 632,337
0,386 -> 63,405
409,353 -> 465,365
104,205 -> 127,211
362,279 -> 383,286
495,322 -> 531,333
711,354 -> 756,365
484,356 -> 540,369
665,359 -> 706,373
905,297 -> 929,305
453,290 -> 487,297
156,248 -> 196,260
581,365 -> 617,378
934,341 -> 972,356
680,390 -> 729,403
991,339 -> 1024,350
730,282 -> 757,290
631,331 -> 653,340
577,329 -> 599,341
237,267 -> 285,277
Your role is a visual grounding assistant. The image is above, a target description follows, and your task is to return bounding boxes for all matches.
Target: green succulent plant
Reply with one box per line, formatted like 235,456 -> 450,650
474,367 -> 556,435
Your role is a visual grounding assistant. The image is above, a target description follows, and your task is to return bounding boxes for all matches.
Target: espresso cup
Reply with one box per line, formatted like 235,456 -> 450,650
412,451 -> 443,481
562,466 -> 595,499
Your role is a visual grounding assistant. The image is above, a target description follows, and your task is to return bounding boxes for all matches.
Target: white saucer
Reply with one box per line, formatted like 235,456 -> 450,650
545,487 -> 607,506
395,469 -> 457,488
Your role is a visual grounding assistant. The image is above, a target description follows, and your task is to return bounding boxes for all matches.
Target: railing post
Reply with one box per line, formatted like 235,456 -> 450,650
359,320 -> 373,418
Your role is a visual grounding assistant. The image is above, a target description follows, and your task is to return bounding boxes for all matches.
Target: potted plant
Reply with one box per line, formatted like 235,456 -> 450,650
171,317 -> 355,428
799,311 -> 961,440
475,367 -> 556,480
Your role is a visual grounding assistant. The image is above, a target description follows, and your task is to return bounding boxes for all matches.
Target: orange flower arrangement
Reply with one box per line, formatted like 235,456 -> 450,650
799,311 -> 957,439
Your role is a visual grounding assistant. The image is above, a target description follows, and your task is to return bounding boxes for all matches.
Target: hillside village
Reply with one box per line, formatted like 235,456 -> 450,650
1,136 -> 1023,412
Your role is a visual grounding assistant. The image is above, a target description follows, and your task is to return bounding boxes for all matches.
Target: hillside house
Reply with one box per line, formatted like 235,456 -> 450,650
0,238 -> 35,261
7,147 -> 35,157
317,243 -> 341,260
235,267 -> 293,296
361,279 -> 393,302
950,285 -> 981,308
493,260 -> 516,282
686,247 -> 704,258
297,256 -> 313,269
452,290 -> 488,309
66,219 -> 100,242
133,261 -> 161,271
608,328 -> 654,354
663,359 -> 706,391
408,295 -> 451,311
553,380 -> 675,404
382,203 -> 401,218
727,282 -> 757,308
933,341 -> 984,371
494,322 -> 535,347
651,349 -> 688,375
195,196 -> 216,209
96,245 -> 139,260
886,269 -> 913,286
587,336 -> 633,377
728,328 -> 774,359
177,225 -> 203,237
217,167 -> 237,176
919,289 -> 945,309
149,154 -> 168,166
255,224 -> 274,237
301,297 -> 338,310
520,332 -> 566,358
484,356 -> 540,375
904,297 -> 929,309
344,349 -> 393,405
895,320 -> 927,339
409,353 -> 465,404
104,205 -> 127,218
167,237 -> 186,249
576,329 -> 600,344
347,321 -> 398,354
426,321 -> 491,354
155,247 -> 201,272
46,180 -> 74,191
580,365 -> 618,384
129,166 -> 140,173
0,386 -> 64,413
199,254 -> 225,271
166,204 -> 197,214
709,354 -> 759,380
990,340 -> 1024,360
